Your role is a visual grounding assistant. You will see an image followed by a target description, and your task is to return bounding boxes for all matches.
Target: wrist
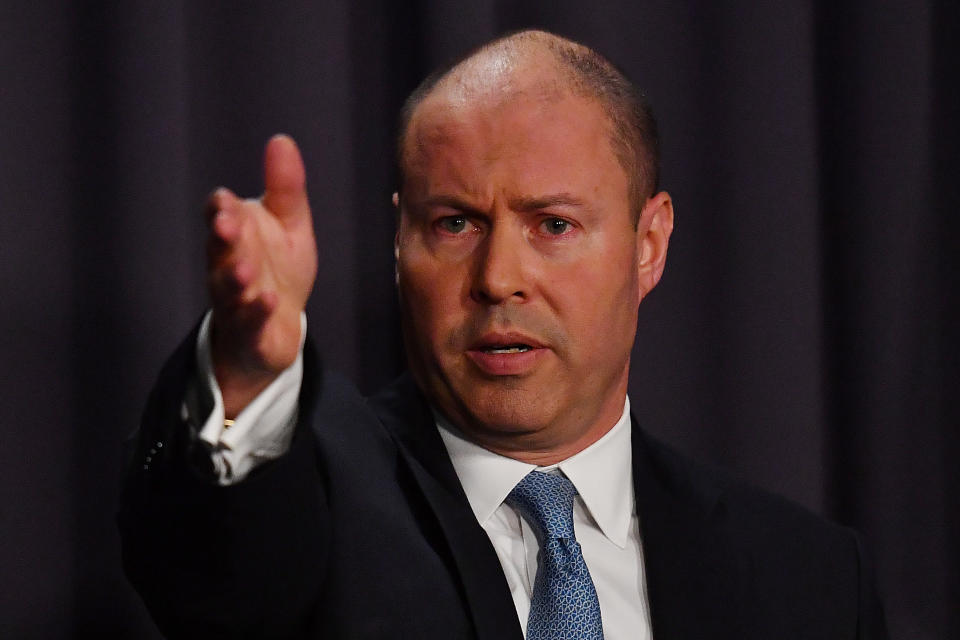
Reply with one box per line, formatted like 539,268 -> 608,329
216,369 -> 276,419
209,310 -> 306,418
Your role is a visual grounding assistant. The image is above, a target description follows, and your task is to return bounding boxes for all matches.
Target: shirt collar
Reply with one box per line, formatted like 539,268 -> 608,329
436,397 -> 634,549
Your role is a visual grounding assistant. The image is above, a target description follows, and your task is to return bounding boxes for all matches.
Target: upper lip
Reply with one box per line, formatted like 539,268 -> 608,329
469,332 -> 546,350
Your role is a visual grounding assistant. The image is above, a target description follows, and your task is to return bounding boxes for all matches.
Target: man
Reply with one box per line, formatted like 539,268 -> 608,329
121,31 -> 887,639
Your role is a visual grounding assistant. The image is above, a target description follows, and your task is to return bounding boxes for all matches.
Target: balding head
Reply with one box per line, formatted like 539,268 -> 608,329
397,30 -> 660,222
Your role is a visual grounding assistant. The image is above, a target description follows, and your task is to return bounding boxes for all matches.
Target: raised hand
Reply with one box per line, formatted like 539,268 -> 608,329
206,135 -> 318,417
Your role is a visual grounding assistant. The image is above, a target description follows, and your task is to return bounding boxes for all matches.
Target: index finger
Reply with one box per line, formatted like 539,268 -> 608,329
261,134 -> 309,224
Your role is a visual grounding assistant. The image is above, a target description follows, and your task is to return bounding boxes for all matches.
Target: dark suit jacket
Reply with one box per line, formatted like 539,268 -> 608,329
120,330 -> 888,639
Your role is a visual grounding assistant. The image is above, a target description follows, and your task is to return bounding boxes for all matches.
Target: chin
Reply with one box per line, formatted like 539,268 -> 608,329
452,384 -> 557,438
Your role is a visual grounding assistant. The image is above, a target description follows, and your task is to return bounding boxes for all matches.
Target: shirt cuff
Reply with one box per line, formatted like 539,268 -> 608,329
190,311 -> 306,485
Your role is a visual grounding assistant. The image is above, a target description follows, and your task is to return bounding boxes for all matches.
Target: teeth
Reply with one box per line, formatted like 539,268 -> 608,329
486,345 -> 531,354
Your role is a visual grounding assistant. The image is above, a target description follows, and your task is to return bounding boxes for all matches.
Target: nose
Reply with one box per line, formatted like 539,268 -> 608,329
470,223 -> 528,305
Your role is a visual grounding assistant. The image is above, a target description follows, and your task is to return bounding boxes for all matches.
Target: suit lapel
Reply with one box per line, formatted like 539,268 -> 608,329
631,418 -> 748,640
370,379 -> 748,640
371,375 -> 524,640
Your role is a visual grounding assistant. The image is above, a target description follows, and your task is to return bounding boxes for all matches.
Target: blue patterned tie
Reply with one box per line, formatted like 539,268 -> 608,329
506,471 -> 604,640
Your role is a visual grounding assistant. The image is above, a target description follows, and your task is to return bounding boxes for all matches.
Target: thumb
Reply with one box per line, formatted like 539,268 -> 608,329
262,134 -> 309,222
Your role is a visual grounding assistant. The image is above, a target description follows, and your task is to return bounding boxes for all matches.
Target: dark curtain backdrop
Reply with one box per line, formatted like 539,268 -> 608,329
2,1 -> 956,638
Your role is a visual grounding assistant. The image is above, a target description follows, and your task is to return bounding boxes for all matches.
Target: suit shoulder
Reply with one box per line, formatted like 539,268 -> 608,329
299,344 -> 397,456
635,429 -> 880,635
638,429 -> 859,556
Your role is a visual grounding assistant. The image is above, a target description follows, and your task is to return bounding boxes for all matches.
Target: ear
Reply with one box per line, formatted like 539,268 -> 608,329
636,191 -> 674,299
392,191 -> 403,254
393,192 -> 401,284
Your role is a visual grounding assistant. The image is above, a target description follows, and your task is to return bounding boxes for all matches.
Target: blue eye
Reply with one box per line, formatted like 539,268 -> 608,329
542,218 -> 571,235
439,216 -> 468,233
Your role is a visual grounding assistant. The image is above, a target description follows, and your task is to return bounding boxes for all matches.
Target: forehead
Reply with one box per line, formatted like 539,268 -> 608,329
403,87 -> 626,202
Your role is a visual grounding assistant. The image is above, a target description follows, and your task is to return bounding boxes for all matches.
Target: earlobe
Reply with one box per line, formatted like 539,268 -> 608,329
636,191 -> 674,298
394,231 -> 401,286
393,193 -> 403,286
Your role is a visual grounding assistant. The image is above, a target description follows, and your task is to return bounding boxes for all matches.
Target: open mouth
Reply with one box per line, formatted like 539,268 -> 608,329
467,335 -> 543,375
482,344 -> 532,354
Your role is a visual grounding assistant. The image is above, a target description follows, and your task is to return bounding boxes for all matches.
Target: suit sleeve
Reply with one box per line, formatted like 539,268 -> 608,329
118,327 -> 330,639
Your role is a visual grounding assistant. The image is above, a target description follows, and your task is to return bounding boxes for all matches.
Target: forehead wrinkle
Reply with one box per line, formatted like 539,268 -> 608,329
407,154 -> 489,210
410,100 -> 621,220
405,107 -> 472,190
405,54 -> 626,215
406,99 -> 506,206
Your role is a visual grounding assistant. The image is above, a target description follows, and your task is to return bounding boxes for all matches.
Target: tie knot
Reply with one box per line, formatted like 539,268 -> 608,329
506,471 -> 578,541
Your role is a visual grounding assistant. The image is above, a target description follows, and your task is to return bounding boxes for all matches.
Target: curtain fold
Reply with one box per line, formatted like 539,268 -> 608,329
1,1 -> 953,637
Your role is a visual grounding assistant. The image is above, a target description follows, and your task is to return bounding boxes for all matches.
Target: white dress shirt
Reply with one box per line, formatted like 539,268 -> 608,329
190,313 -> 653,638
437,403 -> 653,639
189,311 -> 305,485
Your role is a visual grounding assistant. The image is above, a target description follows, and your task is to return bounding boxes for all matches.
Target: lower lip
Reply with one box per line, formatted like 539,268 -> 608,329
465,348 -> 546,376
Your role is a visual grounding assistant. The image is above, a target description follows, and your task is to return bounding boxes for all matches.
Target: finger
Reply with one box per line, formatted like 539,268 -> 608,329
237,289 -> 278,320
208,197 -> 260,267
234,295 -> 272,330
205,187 -> 240,224
211,208 -> 242,244
206,188 -> 245,262
208,261 -> 244,303
209,255 -> 259,303
261,134 -> 309,224
207,212 -> 243,269
212,290 -> 275,338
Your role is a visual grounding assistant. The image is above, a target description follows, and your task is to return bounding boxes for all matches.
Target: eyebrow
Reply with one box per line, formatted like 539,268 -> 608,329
422,194 -> 476,211
508,193 -> 587,211
419,192 -> 588,214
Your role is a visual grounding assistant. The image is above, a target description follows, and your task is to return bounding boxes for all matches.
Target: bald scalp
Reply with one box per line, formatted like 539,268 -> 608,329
397,30 -> 660,223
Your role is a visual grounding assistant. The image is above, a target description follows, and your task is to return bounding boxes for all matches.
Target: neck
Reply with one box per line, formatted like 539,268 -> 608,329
445,389 -> 629,467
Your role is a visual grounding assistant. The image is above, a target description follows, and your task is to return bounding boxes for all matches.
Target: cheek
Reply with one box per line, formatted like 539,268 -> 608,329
398,253 -> 466,339
553,250 -> 639,340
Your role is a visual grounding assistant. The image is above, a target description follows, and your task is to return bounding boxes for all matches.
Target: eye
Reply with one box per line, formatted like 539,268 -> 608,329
437,216 -> 469,234
540,217 -> 572,236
